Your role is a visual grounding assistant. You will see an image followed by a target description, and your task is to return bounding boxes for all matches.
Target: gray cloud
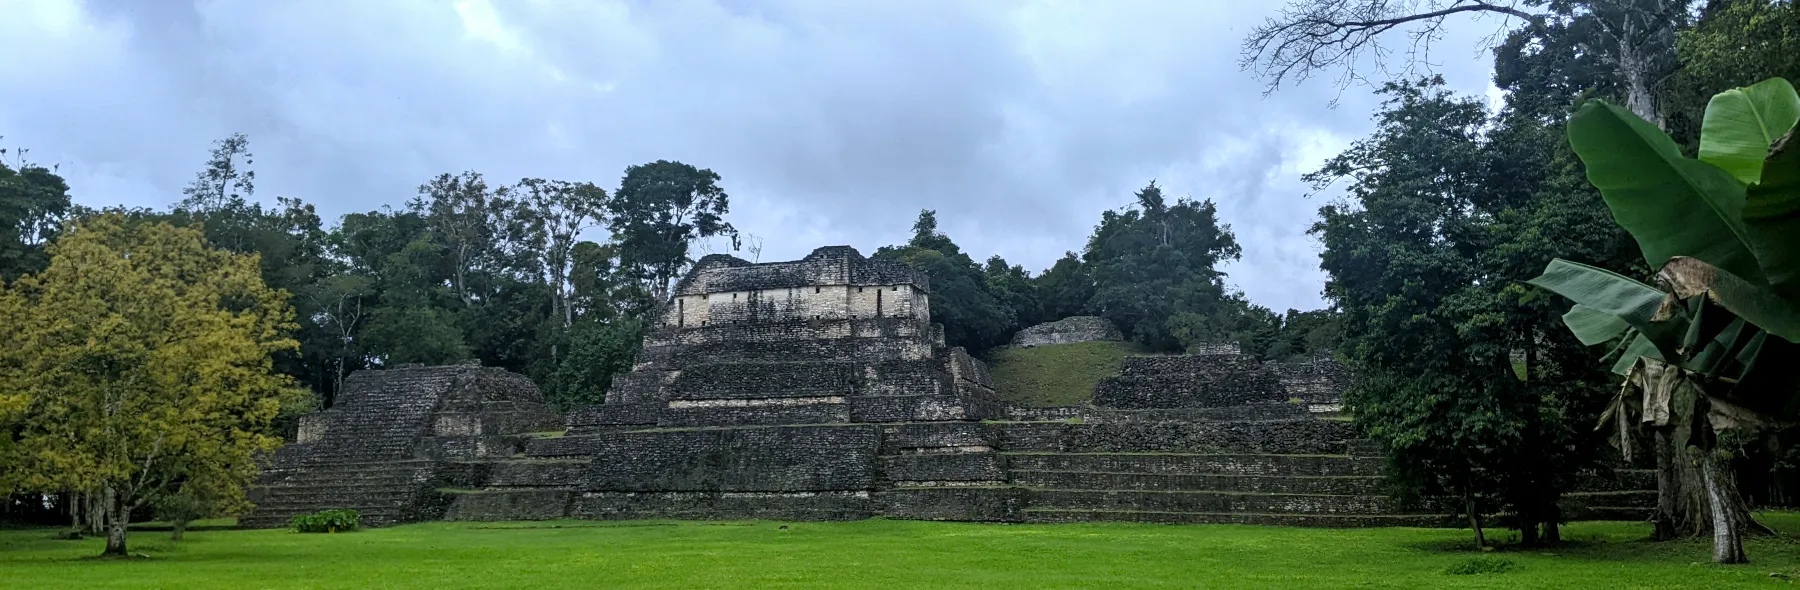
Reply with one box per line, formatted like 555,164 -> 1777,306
1,0 -> 1503,312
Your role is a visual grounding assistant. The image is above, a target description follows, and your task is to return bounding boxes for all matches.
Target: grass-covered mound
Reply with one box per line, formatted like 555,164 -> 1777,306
6,516 -> 1800,588
986,341 -> 1151,407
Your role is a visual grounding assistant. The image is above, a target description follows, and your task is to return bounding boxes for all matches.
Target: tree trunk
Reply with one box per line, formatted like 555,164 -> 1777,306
1702,453 -> 1747,563
1544,518 -> 1561,545
1465,492 -> 1486,549
1650,425 -> 1765,562
87,492 -> 104,536
171,519 -> 188,542
101,487 -> 128,557
1614,26 -> 1663,129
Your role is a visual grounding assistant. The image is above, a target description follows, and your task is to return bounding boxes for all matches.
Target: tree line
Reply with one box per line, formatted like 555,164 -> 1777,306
1253,0 -> 1800,561
0,121 -> 1319,554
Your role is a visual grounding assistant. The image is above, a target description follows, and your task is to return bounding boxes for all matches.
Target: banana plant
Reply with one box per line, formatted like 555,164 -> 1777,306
1527,78 -> 1800,564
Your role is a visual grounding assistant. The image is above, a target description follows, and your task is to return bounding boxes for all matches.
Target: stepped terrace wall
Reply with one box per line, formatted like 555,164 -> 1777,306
242,364 -> 558,528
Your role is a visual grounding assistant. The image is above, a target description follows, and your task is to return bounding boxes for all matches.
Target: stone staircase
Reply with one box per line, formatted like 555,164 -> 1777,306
242,365 -> 558,528
239,461 -> 441,528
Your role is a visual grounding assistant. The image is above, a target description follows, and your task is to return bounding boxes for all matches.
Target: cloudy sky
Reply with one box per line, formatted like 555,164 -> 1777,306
1,0 -> 1509,312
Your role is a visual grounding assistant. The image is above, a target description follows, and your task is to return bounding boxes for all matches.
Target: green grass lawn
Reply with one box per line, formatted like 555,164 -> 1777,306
7,516 -> 1800,589
988,341 -> 1155,407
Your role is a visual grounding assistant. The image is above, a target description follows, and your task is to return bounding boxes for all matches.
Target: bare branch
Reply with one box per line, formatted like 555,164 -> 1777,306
1241,0 -> 1547,96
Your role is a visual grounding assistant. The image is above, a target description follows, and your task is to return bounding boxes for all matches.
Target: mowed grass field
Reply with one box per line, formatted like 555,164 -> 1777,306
7,516 -> 1800,589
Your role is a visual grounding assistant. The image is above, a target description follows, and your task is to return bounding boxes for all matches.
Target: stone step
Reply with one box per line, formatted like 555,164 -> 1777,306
445,488 -> 574,521
258,482 -> 427,495
1002,453 -> 1382,477
659,400 -> 852,427
879,453 -> 1003,484
1021,508 -> 1451,528
851,395 -> 995,423
569,490 -> 875,521
987,421 -> 1360,455
1027,489 -> 1396,514
1086,404 -> 1308,423
1562,490 -> 1658,508
878,422 -> 991,453
1571,469 -> 1657,492
1010,471 -> 1388,495
1564,506 -> 1655,521
481,460 -> 592,487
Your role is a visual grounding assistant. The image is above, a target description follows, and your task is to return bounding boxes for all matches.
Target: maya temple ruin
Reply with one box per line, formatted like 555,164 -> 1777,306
245,246 -> 1654,528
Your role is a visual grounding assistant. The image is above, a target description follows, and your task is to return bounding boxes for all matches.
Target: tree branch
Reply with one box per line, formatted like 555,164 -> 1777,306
1242,0 -> 1547,95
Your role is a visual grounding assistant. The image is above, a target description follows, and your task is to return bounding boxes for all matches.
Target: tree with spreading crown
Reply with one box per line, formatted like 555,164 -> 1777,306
0,213 -> 299,557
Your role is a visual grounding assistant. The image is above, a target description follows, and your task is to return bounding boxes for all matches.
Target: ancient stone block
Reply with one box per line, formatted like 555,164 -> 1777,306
1008,316 -> 1123,348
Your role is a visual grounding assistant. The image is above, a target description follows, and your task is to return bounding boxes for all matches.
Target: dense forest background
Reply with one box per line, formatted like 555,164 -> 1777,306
0,136 -> 1331,417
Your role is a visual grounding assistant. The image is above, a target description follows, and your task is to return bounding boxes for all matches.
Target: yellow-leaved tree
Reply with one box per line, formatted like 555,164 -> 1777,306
0,213 -> 298,557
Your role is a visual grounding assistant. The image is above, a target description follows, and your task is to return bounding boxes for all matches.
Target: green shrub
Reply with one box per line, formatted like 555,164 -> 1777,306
289,509 -> 361,533
1444,557 -> 1515,575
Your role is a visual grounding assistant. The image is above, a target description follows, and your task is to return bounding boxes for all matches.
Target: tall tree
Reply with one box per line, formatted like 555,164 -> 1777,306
1084,181 -> 1241,350
1242,1 -> 1692,126
0,214 -> 298,556
513,178 -> 609,328
0,142 -> 72,282
1313,77 -> 1625,546
332,207 -> 471,369
419,171 -> 512,308
178,133 -> 254,214
606,160 -> 737,302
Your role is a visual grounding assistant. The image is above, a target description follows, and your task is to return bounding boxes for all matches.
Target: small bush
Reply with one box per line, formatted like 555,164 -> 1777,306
1444,557 -> 1515,575
289,509 -> 361,533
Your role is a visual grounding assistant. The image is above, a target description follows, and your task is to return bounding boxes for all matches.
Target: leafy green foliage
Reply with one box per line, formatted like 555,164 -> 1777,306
1669,0 -> 1800,146
0,215 -> 298,556
1699,78 -> 1800,185
1315,77 -> 1630,544
0,144 -> 71,282
606,160 -> 736,301
1568,99 -> 1764,283
288,509 -> 360,533
1533,76 -> 1800,563
542,318 -> 645,411
875,211 -> 1017,352
1084,182 -> 1240,350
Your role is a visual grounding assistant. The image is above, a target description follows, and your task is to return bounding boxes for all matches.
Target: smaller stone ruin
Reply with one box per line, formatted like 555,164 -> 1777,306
1008,316 -> 1124,348
1091,353 -> 1304,421
240,364 -> 560,528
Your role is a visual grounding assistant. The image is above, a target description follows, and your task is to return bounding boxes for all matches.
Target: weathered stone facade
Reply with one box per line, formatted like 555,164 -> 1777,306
1009,316 -> 1123,348
256,245 -> 1654,528
240,364 -> 560,528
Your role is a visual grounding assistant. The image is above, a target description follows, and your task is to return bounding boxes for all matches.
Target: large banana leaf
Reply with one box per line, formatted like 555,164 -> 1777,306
1700,78 -> 1800,185
1530,258 -> 1688,361
1529,259 -> 1666,325
1746,132 -> 1800,299
1659,256 -> 1800,342
1567,100 -> 1766,284
1562,304 -> 1630,346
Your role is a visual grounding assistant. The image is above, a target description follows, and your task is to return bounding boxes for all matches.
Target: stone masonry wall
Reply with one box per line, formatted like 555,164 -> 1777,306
1009,316 -> 1124,348
1092,354 -> 1290,409
243,364 -> 557,528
